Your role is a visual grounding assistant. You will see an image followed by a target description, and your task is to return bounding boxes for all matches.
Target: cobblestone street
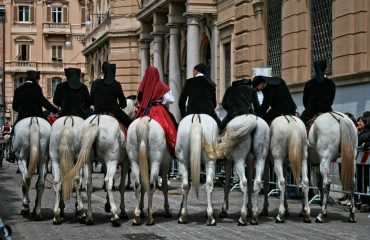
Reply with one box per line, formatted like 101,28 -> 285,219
1,161 -> 369,240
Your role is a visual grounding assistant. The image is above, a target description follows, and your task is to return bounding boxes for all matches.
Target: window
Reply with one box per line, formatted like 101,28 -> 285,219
311,0 -> 332,75
223,42 -> 231,89
17,44 -> 30,61
267,0 -> 282,77
14,76 -> 26,89
52,6 -> 62,23
51,45 -> 62,62
51,77 -> 62,96
18,5 -> 29,22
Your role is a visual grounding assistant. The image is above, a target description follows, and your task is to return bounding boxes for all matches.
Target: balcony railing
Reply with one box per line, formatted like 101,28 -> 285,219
6,61 -> 86,73
43,23 -> 71,35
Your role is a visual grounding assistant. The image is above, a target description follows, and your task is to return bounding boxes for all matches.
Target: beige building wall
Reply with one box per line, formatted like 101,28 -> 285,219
83,0 -> 140,97
4,0 -> 86,122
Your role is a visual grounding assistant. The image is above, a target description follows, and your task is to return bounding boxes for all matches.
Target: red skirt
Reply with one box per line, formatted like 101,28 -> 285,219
137,105 -> 177,157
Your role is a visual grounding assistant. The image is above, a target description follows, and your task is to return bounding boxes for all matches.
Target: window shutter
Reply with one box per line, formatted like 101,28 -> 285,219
47,78 -> 52,97
63,7 -> 68,23
47,6 -> 51,22
30,6 -> 35,23
26,45 -> 30,61
13,6 -> 18,22
81,7 -> 86,23
52,46 -> 56,61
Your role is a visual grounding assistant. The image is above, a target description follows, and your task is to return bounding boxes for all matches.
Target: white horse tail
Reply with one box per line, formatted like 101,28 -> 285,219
136,117 -> 150,193
64,123 -> 99,184
190,121 -> 202,199
60,120 -> 74,201
217,114 -> 257,158
339,117 -> 357,191
287,120 -> 302,184
25,118 -> 40,182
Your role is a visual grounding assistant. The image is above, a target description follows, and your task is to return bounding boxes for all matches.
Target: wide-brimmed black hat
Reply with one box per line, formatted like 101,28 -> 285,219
102,62 -> 116,85
26,70 -> 40,83
252,76 -> 282,88
64,68 -> 82,90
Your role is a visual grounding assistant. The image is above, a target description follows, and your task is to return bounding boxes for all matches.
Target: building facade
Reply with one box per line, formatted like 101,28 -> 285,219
82,0 -> 140,97
136,0 -> 370,119
3,0 -> 87,122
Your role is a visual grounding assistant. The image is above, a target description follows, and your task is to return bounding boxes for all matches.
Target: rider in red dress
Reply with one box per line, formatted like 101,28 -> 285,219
136,66 -> 177,157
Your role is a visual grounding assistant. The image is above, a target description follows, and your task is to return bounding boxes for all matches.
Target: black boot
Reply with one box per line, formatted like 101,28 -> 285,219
6,151 -> 16,163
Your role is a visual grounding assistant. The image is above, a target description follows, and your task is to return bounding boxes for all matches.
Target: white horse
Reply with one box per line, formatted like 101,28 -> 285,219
49,116 -> 86,224
126,116 -> 172,225
308,112 -> 357,223
208,114 -> 269,225
269,115 -> 311,223
64,114 -> 129,226
175,114 -> 219,226
11,117 -> 51,220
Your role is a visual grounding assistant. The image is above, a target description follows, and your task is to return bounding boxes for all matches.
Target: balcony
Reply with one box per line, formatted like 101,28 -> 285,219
43,23 -> 71,36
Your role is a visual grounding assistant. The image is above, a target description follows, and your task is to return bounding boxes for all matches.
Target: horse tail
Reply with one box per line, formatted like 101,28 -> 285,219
60,119 -> 74,201
64,123 -> 99,184
190,121 -> 202,199
136,117 -> 150,193
287,120 -> 303,185
25,118 -> 40,182
217,114 -> 257,158
339,117 -> 357,191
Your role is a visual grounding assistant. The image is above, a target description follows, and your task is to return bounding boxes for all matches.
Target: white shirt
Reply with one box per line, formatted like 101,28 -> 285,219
162,90 -> 174,105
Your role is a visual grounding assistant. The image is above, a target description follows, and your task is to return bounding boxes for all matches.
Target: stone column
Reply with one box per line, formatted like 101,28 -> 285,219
139,39 -> 151,80
167,25 -> 181,121
153,34 -> 165,81
210,15 -> 217,83
186,15 -> 200,79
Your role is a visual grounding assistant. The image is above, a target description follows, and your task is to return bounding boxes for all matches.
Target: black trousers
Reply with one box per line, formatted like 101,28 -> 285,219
219,114 -> 233,132
300,109 -> 315,126
112,109 -> 133,128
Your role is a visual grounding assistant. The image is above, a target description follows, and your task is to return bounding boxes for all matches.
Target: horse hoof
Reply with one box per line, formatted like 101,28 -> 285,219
237,220 -> 247,226
132,221 -> 141,226
33,213 -> 44,221
21,209 -> 30,218
275,216 -> 284,223
104,203 -> 110,213
207,220 -> 216,226
120,212 -> 129,220
315,217 -> 324,223
146,220 -> 155,226
111,219 -> 121,227
348,217 -> 357,223
53,218 -> 62,225
86,217 -> 94,225
250,219 -> 259,225
178,219 -> 187,224
303,217 -> 312,223
78,216 -> 86,224
219,211 -> 228,218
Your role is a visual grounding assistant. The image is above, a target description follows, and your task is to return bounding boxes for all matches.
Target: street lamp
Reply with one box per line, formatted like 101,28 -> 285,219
85,13 -> 109,29
64,35 -> 72,48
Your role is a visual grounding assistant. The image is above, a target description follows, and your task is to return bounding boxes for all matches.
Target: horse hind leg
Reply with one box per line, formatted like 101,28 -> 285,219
299,154 -> 311,223
205,160 -> 216,226
18,159 -> 31,218
32,156 -> 48,221
146,161 -> 160,225
105,161 -> 120,227
219,159 -> 232,218
260,160 -> 270,216
315,159 -> 331,223
250,156 -> 265,225
274,159 -> 286,223
119,160 -> 129,220
235,159 -> 248,226
161,160 -> 172,218
178,160 -> 190,224
74,173 -> 86,223
52,157 -> 63,225
348,164 -> 357,223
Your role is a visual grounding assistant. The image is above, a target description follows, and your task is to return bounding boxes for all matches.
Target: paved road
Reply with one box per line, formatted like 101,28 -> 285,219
0,161 -> 369,240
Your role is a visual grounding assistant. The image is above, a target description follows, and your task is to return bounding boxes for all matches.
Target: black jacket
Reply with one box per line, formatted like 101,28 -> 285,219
222,78 -> 260,116
259,77 -> 297,122
13,82 -> 58,121
179,75 -> 217,117
91,79 -> 127,113
303,77 -> 335,113
53,82 -> 91,119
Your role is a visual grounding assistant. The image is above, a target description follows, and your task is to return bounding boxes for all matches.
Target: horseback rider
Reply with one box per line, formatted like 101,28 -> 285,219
90,62 -> 133,128
252,75 -> 297,124
7,70 -> 58,163
53,68 -> 91,119
137,66 -> 177,157
219,78 -> 261,133
178,63 -> 221,125
300,59 -> 336,126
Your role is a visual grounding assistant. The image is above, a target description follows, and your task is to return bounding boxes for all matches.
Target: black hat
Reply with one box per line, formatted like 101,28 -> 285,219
102,62 -> 116,85
313,59 -> 327,83
194,63 -> 207,75
26,70 -> 40,83
64,68 -> 82,90
251,76 -> 266,88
